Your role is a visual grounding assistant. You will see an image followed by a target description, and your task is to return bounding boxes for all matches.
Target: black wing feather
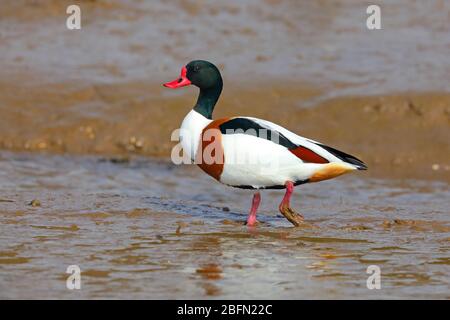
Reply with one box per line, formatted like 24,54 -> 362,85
315,143 -> 367,170
218,118 -> 297,149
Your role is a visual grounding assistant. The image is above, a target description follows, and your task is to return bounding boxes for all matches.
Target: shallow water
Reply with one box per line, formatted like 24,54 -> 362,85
0,151 -> 448,299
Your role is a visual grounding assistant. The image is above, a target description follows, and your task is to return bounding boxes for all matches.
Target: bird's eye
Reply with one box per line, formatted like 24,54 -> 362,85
194,66 -> 200,72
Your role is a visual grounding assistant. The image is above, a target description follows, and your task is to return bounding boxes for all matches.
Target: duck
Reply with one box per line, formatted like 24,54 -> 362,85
163,60 -> 367,227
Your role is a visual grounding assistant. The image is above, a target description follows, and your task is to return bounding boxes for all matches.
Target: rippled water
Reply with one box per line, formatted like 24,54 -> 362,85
0,151 -> 448,299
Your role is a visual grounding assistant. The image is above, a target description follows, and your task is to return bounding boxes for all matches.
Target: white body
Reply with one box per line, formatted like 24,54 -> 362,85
180,110 -> 357,189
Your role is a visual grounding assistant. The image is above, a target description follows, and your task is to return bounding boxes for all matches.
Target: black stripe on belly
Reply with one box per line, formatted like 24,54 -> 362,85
229,179 -> 309,190
219,118 -> 297,149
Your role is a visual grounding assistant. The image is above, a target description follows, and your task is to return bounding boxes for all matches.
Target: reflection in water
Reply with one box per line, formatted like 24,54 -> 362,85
0,152 -> 449,299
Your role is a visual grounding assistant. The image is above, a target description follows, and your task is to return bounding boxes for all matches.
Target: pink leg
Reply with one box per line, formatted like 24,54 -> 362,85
279,181 -> 304,226
246,192 -> 261,226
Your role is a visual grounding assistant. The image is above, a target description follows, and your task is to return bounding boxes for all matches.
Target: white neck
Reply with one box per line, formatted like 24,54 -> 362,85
179,110 -> 212,161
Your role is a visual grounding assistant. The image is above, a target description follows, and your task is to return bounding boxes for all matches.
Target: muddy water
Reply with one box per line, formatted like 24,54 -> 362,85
1,0 -> 450,300
3,0 -> 450,97
0,151 -> 448,299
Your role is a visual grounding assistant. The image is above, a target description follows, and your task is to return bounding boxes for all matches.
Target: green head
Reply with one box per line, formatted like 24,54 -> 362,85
163,60 -> 223,119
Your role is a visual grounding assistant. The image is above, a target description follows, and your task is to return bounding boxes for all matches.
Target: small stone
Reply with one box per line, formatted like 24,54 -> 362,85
29,199 -> 41,207
135,139 -> 144,148
431,164 -> 440,171
176,221 -> 188,235
382,220 -> 392,227
109,157 -> 130,164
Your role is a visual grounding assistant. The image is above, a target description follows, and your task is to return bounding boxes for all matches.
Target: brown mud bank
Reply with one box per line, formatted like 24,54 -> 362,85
0,79 -> 449,182
0,0 -> 449,182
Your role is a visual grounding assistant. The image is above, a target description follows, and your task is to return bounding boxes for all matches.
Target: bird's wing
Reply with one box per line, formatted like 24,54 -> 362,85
217,116 -> 367,169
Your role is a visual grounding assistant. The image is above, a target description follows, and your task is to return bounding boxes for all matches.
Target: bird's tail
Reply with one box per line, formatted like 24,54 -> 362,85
315,143 -> 368,170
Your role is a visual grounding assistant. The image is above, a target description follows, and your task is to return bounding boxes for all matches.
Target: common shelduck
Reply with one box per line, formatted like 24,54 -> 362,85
163,60 -> 367,227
